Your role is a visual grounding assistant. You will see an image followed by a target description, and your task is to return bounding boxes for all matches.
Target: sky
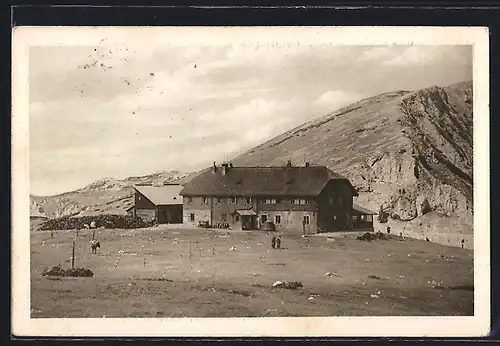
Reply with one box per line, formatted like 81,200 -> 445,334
29,43 -> 472,196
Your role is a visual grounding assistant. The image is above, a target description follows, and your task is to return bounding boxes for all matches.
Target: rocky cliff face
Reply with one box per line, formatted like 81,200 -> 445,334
231,80 -> 473,245
368,81 -> 473,224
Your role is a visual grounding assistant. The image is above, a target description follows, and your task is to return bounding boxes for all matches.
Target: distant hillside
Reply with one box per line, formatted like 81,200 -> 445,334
230,80 -> 473,245
31,170 -> 190,219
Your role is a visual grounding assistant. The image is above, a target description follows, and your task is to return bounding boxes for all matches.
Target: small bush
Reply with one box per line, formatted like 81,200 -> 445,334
41,265 -> 94,278
357,232 -> 388,242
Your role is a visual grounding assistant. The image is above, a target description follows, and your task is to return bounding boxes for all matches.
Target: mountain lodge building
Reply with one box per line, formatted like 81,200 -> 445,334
179,161 -> 359,234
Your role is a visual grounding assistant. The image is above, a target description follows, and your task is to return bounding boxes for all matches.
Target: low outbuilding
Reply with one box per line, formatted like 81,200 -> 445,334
133,184 -> 183,224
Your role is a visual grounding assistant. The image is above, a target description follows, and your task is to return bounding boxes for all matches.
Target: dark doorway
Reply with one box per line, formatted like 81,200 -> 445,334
157,205 -> 183,224
242,215 -> 257,230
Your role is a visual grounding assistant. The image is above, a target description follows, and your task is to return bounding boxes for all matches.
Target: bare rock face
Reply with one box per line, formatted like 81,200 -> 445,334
30,198 -> 48,218
356,82 -> 472,228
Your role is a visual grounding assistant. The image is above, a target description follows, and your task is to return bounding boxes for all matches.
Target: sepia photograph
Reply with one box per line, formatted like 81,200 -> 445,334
12,26 -> 490,337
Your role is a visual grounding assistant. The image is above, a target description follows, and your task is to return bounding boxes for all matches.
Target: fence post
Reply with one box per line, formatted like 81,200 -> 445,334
71,241 -> 75,269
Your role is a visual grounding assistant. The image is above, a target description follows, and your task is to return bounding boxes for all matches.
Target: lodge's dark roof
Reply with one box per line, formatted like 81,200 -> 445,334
180,165 -> 358,197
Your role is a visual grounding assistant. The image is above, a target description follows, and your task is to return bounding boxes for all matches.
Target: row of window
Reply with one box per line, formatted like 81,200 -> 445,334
187,196 -> 251,204
188,213 -> 311,225
186,197 -> 313,205
190,213 -> 230,222
259,198 -> 311,205
260,214 -> 310,225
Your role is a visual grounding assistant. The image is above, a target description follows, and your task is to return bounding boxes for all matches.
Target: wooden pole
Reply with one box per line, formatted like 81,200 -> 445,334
92,229 -> 96,241
71,241 -> 75,269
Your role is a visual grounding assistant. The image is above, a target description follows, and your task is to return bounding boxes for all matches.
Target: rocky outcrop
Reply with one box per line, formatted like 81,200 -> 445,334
384,82 -> 473,226
30,198 -> 48,218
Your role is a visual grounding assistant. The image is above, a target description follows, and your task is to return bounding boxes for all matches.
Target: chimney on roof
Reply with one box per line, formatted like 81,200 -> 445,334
286,159 -> 292,167
212,161 -> 217,174
305,162 -> 310,167
221,163 -> 229,175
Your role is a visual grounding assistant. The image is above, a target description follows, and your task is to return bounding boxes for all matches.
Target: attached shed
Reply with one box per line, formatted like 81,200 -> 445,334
133,184 -> 183,224
352,203 -> 377,231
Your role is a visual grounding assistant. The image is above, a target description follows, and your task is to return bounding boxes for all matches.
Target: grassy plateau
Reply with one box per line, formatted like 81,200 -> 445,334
30,226 -> 473,318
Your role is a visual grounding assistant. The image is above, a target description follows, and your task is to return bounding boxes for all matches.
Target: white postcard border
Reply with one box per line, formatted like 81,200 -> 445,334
11,26 -> 491,337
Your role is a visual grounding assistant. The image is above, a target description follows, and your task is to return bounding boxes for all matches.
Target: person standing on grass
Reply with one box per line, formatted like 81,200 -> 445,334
271,235 -> 276,249
276,236 -> 281,249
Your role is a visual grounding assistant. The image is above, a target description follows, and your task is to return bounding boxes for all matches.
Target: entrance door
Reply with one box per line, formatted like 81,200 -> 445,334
241,215 -> 257,230
241,216 -> 249,230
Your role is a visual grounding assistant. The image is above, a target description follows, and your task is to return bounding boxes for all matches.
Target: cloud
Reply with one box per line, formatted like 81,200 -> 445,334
314,90 -> 364,110
196,97 -> 302,147
383,46 -> 437,66
357,47 -> 396,62
356,46 -> 473,69
383,46 -> 472,66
